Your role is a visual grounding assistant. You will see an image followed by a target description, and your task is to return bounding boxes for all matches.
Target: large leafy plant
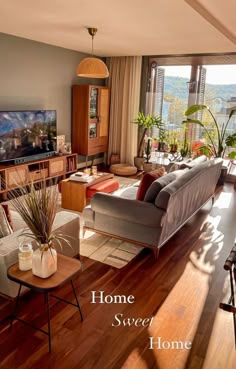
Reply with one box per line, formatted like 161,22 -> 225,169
133,112 -> 163,157
226,133 -> 236,159
182,104 -> 236,158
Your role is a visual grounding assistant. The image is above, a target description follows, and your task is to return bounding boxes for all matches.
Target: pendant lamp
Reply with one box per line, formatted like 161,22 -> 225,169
76,28 -> 109,78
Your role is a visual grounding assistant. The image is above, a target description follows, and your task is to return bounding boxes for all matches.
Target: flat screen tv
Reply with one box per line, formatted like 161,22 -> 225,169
0,110 -> 57,164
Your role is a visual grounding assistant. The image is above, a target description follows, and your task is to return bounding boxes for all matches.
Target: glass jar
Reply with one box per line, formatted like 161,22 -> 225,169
18,243 -> 33,271
91,166 -> 97,176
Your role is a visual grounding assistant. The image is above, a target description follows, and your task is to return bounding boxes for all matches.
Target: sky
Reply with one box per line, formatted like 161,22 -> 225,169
162,65 -> 236,85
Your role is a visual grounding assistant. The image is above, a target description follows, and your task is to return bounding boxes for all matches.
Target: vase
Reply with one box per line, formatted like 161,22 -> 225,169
134,156 -> 145,170
143,162 -> 153,172
32,246 -> 57,278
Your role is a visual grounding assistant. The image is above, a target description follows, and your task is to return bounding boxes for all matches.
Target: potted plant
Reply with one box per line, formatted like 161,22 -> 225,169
152,136 -> 159,150
158,128 -> 167,152
179,127 -> 190,158
143,137 -> 153,172
182,104 -> 236,158
226,133 -> 236,159
9,181 -> 71,278
167,130 -> 179,153
133,112 -> 163,170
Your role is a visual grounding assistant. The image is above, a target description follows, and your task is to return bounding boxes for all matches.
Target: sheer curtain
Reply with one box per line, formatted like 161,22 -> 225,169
108,56 -> 142,164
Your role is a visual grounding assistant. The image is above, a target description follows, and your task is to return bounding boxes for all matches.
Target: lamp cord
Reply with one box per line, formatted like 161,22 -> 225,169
91,35 -> 94,56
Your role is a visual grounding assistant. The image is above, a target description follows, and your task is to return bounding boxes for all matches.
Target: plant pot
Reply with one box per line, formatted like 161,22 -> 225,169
158,142 -> 166,152
143,162 -> 153,172
134,156 -> 145,171
32,246 -> 57,278
170,144 -> 178,153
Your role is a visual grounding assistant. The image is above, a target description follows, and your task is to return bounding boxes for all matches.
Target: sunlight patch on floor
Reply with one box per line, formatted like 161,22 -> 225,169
213,192 -> 232,209
121,349 -> 149,369
120,211 -> 225,369
202,305 -> 236,369
190,214 -> 224,274
200,214 -> 222,231
147,261 -> 210,369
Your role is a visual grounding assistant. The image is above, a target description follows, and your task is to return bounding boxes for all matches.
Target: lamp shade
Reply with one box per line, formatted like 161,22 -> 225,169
76,57 -> 109,78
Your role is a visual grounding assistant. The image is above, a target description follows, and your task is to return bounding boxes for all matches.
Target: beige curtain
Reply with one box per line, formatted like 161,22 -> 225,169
108,56 -> 142,165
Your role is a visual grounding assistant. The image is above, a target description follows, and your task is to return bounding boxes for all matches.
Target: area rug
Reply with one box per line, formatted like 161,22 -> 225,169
80,229 -> 143,268
79,175 -> 143,268
7,175 -> 143,268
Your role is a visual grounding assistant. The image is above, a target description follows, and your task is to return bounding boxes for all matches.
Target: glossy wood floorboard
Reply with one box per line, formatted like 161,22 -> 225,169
0,183 -> 236,369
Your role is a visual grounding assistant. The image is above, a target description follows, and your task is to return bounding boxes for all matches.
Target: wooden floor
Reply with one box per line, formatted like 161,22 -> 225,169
0,183 -> 236,369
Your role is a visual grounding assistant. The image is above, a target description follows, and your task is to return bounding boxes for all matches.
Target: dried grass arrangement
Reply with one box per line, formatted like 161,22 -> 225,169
8,180 -> 70,251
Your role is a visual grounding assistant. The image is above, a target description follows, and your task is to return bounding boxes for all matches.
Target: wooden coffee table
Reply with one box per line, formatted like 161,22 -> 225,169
61,172 -> 114,212
7,254 -> 83,352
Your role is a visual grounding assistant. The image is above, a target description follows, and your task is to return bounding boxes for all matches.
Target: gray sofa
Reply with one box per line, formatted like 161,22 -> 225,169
82,158 -> 223,259
0,211 -> 80,299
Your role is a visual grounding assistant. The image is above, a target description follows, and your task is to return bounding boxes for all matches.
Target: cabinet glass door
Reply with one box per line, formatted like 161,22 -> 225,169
89,88 -> 98,120
89,123 -> 97,138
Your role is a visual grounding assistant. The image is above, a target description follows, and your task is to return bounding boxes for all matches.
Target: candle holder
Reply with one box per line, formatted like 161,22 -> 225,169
18,243 -> 33,271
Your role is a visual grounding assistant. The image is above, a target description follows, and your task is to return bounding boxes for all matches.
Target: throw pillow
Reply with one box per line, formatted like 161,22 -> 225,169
0,205 -> 13,238
144,172 -> 178,203
136,167 -> 165,201
1,204 -> 14,231
154,168 -> 190,210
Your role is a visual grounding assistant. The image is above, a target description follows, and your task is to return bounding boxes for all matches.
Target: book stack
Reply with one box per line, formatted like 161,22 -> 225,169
70,172 -> 94,183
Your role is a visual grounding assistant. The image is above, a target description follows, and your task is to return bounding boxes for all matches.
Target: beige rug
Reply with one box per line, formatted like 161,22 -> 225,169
78,175 -> 143,268
80,229 -> 143,268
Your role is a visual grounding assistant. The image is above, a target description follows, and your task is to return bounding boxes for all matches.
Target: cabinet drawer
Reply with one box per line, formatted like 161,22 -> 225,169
6,166 -> 28,188
49,157 -> 66,176
29,168 -> 49,182
88,145 -> 107,156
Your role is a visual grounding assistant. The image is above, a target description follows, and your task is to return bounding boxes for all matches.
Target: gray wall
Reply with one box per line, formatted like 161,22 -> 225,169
0,33 -> 104,142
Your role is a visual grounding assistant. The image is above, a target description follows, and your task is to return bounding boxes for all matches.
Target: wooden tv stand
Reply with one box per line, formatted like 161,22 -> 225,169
0,153 -> 77,197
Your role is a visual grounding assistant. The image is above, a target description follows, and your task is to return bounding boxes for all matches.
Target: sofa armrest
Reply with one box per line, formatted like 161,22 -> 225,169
0,211 -> 80,299
91,193 -> 165,227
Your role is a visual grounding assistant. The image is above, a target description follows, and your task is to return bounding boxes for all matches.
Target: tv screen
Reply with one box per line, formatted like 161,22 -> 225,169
0,110 -> 57,163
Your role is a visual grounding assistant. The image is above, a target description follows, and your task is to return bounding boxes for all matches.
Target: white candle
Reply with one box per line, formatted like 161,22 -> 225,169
18,244 -> 33,271
19,254 -> 33,271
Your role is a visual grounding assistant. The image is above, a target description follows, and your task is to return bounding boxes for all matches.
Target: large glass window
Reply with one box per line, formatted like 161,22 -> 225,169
146,60 -> 236,158
203,65 -> 236,137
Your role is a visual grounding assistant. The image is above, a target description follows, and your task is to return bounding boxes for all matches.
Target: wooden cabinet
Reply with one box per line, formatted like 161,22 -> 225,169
72,85 -> 110,156
0,154 -> 77,195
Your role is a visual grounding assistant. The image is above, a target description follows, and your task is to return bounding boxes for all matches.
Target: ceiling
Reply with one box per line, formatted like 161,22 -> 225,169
0,0 -> 236,57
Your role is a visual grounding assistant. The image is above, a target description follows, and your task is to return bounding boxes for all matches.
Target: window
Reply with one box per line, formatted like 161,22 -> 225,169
203,65 -> 236,138
146,58 -> 236,157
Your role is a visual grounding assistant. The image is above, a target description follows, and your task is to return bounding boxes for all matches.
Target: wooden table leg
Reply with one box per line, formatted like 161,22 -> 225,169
45,292 -> 52,353
10,284 -> 22,330
71,280 -> 83,321
61,180 -> 87,212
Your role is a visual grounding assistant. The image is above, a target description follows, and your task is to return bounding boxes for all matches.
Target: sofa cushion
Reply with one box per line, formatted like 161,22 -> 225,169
144,170 -> 186,203
183,155 -> 208,169
113,186 -> 138,199
155,162 -> 210,210
168,155 -> 208,172
136,167 -> 165,201
87,178 -> 119,199
0,205 -> 13,238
